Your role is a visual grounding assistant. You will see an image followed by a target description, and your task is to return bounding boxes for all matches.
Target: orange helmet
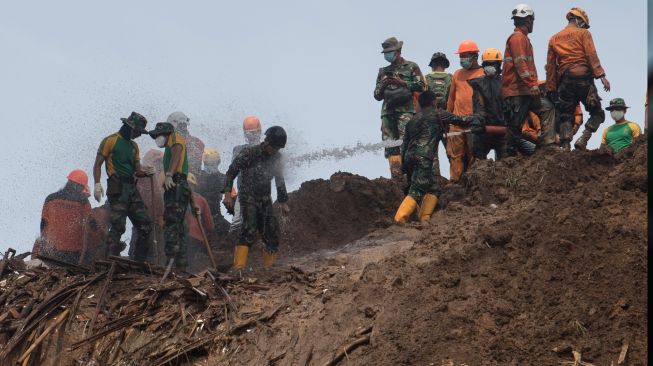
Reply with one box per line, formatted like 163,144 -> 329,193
67,169 -> 90,195
567,7 -> 590,28
243,116 -> 261,132
455,40 -> 480,55
481,48 -> 502,62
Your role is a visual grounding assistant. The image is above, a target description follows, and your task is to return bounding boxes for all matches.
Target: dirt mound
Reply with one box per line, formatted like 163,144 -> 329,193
0,139 -> 647,365
279,172 -> 403,256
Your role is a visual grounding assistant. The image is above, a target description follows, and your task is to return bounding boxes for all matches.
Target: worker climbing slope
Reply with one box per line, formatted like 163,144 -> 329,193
223,126 -> 290,270
149,122 -> 191,270
546,7 -> 610,150
93,112 -> 155,260
446,40 -> 484,183
374,37 -> 425,180
395,91 -> 476,223
33,170 -> 91,265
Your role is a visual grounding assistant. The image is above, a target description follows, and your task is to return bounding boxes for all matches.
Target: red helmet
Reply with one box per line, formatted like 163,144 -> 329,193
243,116 -> 261,132
455,40 -> 480,54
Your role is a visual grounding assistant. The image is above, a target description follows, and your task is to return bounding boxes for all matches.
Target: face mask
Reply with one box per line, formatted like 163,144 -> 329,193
384,52 -> 396,63
483,66 -> 497,76
610,110 -> 625,122
244,131 -> 261,144
460,57 -> 473,69
155,135 -> 167,148
204,162 -> 220,174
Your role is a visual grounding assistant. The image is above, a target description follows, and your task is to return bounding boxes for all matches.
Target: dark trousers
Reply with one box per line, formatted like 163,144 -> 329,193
557,75 -> 605,142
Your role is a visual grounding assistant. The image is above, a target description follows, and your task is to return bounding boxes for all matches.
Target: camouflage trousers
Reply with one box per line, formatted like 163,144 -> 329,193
405,156 -> 440,203
106,177 -> 152,260
381,112 -> 414,157
556,75 -> 604,142
163,176 -> 191,268
239,195 -> 280,253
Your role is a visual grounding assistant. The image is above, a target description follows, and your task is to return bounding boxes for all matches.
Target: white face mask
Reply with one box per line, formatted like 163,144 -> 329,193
610,110 -> 625,122
483,65 -> 497,76
155,135 -> 167,148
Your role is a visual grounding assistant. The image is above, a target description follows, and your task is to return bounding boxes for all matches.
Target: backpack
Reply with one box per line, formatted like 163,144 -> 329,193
426,72 -> 452,107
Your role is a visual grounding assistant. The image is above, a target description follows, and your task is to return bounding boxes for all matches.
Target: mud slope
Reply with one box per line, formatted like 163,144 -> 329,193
213,139 -> 647,366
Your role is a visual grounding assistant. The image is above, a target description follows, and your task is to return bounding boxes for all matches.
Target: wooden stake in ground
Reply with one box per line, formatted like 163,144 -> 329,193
18,308 -> 70,363
190,193 -> 217,270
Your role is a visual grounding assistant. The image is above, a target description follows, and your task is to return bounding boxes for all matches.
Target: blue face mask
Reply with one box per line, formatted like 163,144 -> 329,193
384,52 -> 396,63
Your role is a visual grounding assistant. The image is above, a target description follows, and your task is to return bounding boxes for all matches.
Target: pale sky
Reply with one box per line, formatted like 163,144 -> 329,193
0,1 -> 647,252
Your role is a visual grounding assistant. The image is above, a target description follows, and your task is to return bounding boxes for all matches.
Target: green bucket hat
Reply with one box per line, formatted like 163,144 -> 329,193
120,112 -> 148,133
381,37 -> 403,53
605,98 -> 629,111
148,122 -> 175,138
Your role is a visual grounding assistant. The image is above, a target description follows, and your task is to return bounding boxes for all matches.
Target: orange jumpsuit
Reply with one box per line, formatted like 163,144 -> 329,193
446,66 -> 484,182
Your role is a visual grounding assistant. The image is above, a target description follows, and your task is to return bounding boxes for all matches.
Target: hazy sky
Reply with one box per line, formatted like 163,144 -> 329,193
0,1 -> 647,252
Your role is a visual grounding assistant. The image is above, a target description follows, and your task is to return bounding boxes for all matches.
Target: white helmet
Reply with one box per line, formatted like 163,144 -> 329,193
166,111 -> 189,129
511,4 -> 534,19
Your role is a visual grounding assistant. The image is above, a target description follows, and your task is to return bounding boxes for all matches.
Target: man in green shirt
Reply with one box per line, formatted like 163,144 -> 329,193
149,122 -> 192,270
93,112 -> 154,259
374,37 -> 425,179
600,98 -> 642,152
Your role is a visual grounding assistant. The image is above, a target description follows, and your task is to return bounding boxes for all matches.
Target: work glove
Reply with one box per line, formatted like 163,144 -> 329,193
470,116 -> 486,134
546,91 -> 559,105
93,183 -> 104,203
142,166 -> 156,176
163,174 -> 176,191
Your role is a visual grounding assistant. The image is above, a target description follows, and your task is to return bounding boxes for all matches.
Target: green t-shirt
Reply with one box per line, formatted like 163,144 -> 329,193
163,132 -> 189,175
601,120 -> 641,152
97,133 -> 139,177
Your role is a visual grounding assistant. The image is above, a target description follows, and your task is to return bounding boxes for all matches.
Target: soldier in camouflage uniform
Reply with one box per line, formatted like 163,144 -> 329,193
149,122 -> 191,269
93,112 -> 155,260
424,52 -> 452,177
374,37 -> 425,179
395,91 -> 475,223
223,126 -> 289,270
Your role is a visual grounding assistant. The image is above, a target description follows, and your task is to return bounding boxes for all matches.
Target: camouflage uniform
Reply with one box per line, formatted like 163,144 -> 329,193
401,107 -> 469,202
161,131 -> 191,268
224,145 -> 288,253
374,59 -> 425,157
106,176 -> 152,259
424,71 -> 452,176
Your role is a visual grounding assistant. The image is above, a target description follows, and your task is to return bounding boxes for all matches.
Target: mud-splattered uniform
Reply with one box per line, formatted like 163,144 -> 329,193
224,145 -> 288,253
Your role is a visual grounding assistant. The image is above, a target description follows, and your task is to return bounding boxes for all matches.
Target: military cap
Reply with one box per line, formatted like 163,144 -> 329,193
429,52 -> 450,68
120,112 -> 148,133
148,122 -> 175,138
381,37 -> 403,53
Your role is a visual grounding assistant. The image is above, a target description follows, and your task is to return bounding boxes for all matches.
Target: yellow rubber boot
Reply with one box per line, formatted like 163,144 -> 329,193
262,250 -> 277,268
419,194 -> 438,223
233,245 -> 249,270
394,196 -> 418,223
388,155 -> 402,180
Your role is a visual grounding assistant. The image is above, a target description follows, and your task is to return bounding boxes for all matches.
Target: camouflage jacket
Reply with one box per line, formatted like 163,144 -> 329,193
224,144 -> 288,203
232,142 -> 258,191
374,57 -> 424,115
402,107 -> 470,162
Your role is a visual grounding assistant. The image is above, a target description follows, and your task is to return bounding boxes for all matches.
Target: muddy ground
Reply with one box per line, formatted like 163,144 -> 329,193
0,139 -> 647,365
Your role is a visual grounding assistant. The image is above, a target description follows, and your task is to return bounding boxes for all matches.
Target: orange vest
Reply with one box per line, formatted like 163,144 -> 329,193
40,186 -> 91,252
